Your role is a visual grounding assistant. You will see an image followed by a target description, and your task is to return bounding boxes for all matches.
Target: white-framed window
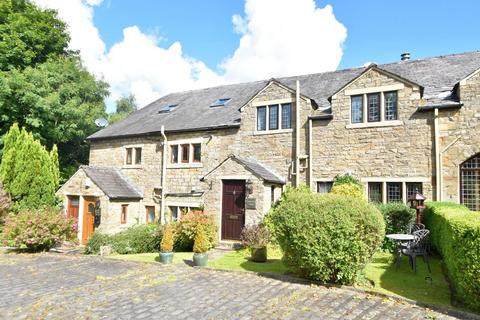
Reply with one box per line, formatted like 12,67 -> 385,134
169,140 -> 202,165
125,147 -> 142,165
257,103 -> 292,132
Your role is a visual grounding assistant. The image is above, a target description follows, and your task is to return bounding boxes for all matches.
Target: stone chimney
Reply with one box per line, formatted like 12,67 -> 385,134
401,52 -> 411,61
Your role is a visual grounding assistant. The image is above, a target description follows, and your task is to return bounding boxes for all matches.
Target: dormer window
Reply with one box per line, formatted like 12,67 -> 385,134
211,98 -> 231,107
256,103 -> 292,132
350,91 -> 398,125
158,104 -> 177,114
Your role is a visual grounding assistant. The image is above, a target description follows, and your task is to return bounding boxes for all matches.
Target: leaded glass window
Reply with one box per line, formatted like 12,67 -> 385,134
269,105 -> 279,130
351,95 -> 363,123
367,93 -> 380,122
406,182 -> 423,200
385,91 -> 398,120
281,103 -> 292,129
461,155 -> 480,211
387,182 -> 402,202
368,182 -> 383,203
257,106 -> 266,131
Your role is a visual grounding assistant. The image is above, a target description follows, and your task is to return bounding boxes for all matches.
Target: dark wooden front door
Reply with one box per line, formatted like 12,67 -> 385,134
82,197 -> 97,245
222,180 -> 246,240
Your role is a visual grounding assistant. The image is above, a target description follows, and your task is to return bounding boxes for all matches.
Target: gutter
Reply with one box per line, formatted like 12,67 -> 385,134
295,81 -> 301,187
309,114 -> 333,120
308,118 -> 313,191
417,103 -> 463,112
160,125 -> 167,224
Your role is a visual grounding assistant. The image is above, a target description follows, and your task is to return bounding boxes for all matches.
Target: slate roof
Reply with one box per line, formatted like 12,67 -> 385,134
201,155 -> 286,185
88,51 -> 480,140
81,166 -> 143,200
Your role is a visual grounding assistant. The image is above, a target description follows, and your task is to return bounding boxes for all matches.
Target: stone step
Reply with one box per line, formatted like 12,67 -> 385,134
216,241 -> 243,250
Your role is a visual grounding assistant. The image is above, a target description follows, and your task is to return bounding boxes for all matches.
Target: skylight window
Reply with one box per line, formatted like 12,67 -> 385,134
210,98 -> 231,107
158,104 -> 177,114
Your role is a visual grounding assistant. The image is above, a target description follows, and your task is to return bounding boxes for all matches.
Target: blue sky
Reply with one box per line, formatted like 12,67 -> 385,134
33,0 -> 480,110
93,0 -> 480,70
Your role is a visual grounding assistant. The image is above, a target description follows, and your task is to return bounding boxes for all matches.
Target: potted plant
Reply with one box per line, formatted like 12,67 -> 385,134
159,224 -> 174,264
241,224 -> 271,263
192,224 -> 208,266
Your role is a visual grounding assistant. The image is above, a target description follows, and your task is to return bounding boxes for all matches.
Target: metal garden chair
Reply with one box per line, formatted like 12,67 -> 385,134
401,229 -> 431,273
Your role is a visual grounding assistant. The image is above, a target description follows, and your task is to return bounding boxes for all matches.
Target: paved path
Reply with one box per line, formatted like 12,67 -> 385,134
0,253 -> 461,319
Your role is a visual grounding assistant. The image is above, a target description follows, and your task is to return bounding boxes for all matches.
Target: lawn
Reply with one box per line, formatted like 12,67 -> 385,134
106,249 -> 452,309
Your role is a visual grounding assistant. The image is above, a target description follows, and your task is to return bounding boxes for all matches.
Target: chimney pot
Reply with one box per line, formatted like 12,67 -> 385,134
401,52 -> 411,61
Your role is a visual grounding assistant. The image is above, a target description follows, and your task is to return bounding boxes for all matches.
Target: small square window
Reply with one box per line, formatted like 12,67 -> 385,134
193,143 -> 201,162
368,182 -> 383,203
125,148 -> 133,165
181,144 -> 190,163
171,145 -> 178,163
317,181 -> 333,194
121,205 -> 128,224
406,182 -> 422,200
134,147 -> 142,164
387,182 -> 402,203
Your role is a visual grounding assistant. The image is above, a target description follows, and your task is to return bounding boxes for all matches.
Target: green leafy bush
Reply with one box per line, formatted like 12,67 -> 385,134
330,183 -> 364,200
375,203 -> 415,251
1,208 -> 76,251
85,224 -> 162,255
333,174 -> 361,186
267,188 -> 385,284
84,231 -> 111,254
423,202 -> 480,312
174,211 -> 217,251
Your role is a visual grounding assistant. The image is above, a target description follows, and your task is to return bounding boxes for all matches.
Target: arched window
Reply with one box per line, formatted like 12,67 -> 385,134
460,154 -> 480,211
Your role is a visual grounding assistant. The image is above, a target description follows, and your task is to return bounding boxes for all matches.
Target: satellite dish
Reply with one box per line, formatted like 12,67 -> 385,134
95,118 -> 109,128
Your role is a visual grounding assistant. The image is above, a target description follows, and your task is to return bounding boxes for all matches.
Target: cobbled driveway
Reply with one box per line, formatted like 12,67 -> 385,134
0,253 -> 462,319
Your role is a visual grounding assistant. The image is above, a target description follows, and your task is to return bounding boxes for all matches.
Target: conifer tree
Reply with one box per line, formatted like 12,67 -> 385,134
0,123 -> 21,188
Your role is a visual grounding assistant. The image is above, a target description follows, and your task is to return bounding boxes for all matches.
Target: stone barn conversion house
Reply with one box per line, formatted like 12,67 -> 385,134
58,51 -> 480,244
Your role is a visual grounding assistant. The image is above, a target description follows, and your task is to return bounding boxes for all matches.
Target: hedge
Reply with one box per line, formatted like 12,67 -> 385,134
423,202 -> 480,311
375,202 -> 415,251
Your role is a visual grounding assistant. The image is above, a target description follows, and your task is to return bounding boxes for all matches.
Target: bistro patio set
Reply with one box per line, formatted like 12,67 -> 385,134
386,192 -> 431,273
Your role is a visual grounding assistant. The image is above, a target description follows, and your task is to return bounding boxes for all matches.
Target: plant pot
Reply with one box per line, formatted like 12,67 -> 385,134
159,252 -> 174,264
193,252 -> 208,267
251,246 -> 267,262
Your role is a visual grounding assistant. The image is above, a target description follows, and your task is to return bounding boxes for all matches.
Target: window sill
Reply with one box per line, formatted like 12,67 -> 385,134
122,165 -> 142,169
253,128 -> 293,136
167,163 -> 203,169
346,120 -> 403,129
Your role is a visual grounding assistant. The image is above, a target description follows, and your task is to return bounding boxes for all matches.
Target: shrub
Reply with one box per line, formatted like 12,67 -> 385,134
240,224 -> 270,247
85,224 -> 162,255
160,224 -> 173,253
193,224 -> 208,253
174,211 -> 217,251
333,174 -> 361,186
330,183 -> 364,200
84,231 -> 111,254
1,208 -> 76,252
267,189 -> 385,284
423,202 -> 480,312
375,203 -> 415,251
0,182 -> 11,223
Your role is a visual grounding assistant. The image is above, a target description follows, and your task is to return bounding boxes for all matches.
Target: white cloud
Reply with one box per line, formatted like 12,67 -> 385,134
221,0 -> 347,82
31,0 -> 347,109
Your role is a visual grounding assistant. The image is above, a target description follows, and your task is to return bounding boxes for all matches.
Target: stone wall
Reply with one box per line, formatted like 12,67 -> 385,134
440,71 -> 480,202
311,69 -> 434,200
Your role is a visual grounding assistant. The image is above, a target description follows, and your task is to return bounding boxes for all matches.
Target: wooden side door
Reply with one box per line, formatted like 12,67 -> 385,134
67,196 -> 79,220
82,197 -> 97,244
221,180 -> 246,240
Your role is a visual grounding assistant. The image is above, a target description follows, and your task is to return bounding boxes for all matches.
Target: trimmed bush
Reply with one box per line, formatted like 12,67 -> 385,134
160,224 -> 173,253
1,208 -> 76,251
423,202 -> 480,311
375,203 -> 415,251
267,188 -> 385,284
193,224 -> 208,253
85,224 -> 162,255
174,211 -> 217,251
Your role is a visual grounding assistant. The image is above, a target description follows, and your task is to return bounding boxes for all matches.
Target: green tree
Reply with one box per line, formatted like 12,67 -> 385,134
0,124 -> 58,210
0,56 -> 108,180
0,0 -> 70,71
109,94 -> 137,124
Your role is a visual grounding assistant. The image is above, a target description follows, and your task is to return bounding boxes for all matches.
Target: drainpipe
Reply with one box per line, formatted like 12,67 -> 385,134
434,108 -> 440,201
295,80 -> 301,187
308,118 -> 313,191
160,125 -> 167,225
439,136 -> 461,202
